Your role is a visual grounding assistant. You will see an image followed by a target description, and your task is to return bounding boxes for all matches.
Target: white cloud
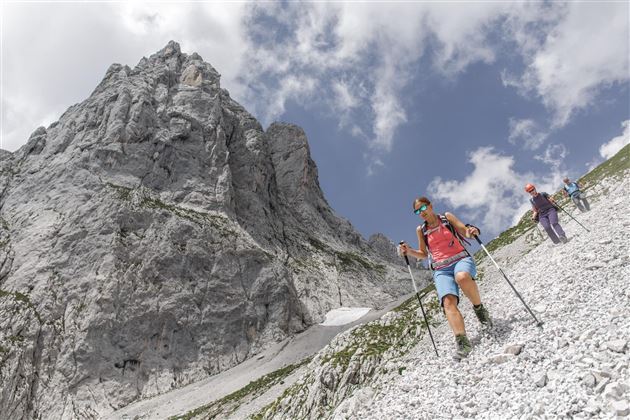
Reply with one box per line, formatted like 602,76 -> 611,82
428,147 -> 532,233
533,144 -> 568,188
426,3 -> 508,75
2,2 -> 251,151
3,1 -> 627,172
263,76 -> 318,123
508,118 -> 548,150
427,147 -> 562,235
333,81 -> 358,111
505,3 -> 629,127
534,143 -> 568,167
599,120 -> 630,160
240,2 -> 518,159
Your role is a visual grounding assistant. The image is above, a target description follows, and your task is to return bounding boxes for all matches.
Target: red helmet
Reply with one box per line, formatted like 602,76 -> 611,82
525,183 -> 535,192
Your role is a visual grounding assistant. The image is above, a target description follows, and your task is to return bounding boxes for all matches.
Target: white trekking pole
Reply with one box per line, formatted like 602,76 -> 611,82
399,242 -> 439,357
473,236 -> 543,328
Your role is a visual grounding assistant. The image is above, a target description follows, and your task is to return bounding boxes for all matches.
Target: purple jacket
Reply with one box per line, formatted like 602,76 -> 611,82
530,192 -> 556,213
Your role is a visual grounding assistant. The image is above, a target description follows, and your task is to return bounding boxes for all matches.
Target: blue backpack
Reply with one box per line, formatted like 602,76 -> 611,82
563,182 -> 580,196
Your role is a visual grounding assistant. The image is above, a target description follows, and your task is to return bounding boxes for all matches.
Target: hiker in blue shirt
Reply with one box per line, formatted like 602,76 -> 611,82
525,183 -> 568,244
563,177 -> 590,212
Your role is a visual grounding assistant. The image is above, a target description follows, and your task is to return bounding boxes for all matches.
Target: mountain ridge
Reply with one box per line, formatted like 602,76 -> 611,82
0,41 -> 414,418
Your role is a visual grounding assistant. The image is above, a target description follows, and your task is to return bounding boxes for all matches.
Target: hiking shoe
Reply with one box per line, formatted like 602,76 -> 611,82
473,304 -> 493,328
454,334 -> 472,360
559,236 -> 568,244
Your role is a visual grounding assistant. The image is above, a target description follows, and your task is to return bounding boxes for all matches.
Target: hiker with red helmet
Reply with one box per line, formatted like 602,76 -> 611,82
525,183 -> 568,244
399,197 -> 492,360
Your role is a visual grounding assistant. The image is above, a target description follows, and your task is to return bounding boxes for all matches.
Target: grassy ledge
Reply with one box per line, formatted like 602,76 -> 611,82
254,283 -> 439,419
106,182 -> 237,235
170,357 -> 312,420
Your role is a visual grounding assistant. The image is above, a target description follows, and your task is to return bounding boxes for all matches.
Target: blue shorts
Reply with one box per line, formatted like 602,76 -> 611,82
433,256 -> 477,306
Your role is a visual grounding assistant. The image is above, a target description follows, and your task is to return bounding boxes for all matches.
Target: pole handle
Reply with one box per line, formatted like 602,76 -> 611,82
473,234 -> 482,245
399,241 -> 411,265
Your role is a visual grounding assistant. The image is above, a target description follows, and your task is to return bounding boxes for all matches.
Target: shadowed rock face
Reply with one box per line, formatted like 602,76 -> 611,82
0,41 -> 411,418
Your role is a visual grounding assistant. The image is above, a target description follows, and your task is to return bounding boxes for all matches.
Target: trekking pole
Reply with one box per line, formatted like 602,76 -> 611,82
399,242 -> 439,357
555,202 -> 590,232
473,236 -> 543,328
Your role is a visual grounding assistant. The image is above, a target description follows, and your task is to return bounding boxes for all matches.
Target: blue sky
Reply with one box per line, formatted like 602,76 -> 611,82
2,1 -> 629,244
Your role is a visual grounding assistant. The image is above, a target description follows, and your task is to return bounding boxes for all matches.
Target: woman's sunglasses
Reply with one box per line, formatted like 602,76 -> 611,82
413,204 -> 428,215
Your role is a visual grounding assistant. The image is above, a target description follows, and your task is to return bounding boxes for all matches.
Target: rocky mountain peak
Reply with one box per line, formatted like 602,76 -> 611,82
0,42 -> 411,417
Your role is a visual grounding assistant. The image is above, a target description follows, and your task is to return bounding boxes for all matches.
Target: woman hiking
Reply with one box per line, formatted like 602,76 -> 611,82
399,196 -> 492,359
525,183 -> 568,244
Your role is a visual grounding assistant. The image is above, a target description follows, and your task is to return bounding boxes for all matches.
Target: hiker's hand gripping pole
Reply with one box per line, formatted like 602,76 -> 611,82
473,236 -> 543,328
399,242 -> 439,357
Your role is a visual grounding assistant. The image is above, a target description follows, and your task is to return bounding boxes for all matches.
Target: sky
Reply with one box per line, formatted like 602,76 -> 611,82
2,1 -> 629,246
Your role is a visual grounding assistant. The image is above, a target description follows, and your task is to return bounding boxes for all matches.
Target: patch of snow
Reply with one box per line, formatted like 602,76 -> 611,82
320,307 -> 372,326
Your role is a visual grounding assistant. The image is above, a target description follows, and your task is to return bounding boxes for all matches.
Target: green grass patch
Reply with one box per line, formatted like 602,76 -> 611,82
106,183 -> 237,236
106,182 -> 132,201
336,251 -> 385,275
308,237 -> 330,253
256,284 -> 439,419
170,357 -> 311,420
0,289 -> 42,324
321,283 -> 437,368
580,143 -> 629,189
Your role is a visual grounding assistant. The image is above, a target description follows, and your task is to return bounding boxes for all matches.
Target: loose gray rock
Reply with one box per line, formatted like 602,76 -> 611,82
603,381 -> 628,401
581,373 -> 596,388
595,378 -> 611,394
489,354 -> 514,364
590,369 -> 612,384
611,400 -> 630,416
504,345 -> 523,355
556,339 -> 569,349
535,373 -> 548,388
606,339 -> 627,353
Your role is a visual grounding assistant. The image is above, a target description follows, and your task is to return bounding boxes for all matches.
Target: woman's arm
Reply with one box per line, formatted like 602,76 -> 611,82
445,212 -> 479,239
399,226 -> 429,259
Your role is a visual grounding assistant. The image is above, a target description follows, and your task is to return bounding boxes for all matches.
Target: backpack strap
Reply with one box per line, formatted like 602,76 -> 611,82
530,197 -> 537,211
421,214 -> 472,255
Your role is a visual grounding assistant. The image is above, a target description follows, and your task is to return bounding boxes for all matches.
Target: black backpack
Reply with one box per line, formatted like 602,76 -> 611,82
530,192 -> 559,211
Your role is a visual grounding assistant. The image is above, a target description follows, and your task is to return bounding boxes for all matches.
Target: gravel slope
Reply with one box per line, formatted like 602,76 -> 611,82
341,174 -> 630,419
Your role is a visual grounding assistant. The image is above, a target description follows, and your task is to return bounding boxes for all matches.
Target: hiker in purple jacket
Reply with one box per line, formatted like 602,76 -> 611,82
525,183 -> 568,244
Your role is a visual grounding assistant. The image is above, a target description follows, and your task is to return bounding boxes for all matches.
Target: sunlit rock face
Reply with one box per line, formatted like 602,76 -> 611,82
0,41 -> 411,418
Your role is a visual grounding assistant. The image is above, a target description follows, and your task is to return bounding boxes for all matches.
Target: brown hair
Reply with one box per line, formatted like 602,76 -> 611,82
412,196 -> 431,210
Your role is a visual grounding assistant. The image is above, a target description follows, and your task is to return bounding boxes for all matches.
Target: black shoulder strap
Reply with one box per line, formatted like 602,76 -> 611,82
425,214 -> 472,249
442,215 -> 471,248
421,220 -> 429,250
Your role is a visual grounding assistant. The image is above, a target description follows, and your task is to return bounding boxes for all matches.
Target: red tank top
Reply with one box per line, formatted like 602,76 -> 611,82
424,218 -> 466,263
